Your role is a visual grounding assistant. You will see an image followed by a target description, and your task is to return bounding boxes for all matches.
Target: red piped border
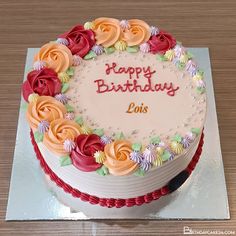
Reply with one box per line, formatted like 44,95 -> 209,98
30,130 -> 204,208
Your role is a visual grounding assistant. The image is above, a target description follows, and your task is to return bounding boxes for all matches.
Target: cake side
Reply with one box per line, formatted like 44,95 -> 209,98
31,129 -> 204,209
37,133 -> 201,198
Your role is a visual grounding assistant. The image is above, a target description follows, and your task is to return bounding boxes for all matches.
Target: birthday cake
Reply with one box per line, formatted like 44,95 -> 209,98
22,18 -> 206,210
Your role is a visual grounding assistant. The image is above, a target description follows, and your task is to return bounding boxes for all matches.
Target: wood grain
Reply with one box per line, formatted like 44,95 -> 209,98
0,0 -> 236,235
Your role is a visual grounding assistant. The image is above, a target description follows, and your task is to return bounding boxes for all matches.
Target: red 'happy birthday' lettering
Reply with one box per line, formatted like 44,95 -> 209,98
93,62 -> 180,97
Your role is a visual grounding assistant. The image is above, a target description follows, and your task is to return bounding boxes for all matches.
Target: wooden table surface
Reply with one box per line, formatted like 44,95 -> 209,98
0,0 -> 236,235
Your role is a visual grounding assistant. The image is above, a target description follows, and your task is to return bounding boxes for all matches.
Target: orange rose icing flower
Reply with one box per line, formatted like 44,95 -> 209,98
26,96 -> 67,130
93,17 -> 121,47
122,19 -> 151,46
43,118 -> 81,156
104,140 -> 138,176
34,42 -> 73,73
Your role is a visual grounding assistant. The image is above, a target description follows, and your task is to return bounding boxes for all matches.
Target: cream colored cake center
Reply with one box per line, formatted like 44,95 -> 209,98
67,51 -> 206,143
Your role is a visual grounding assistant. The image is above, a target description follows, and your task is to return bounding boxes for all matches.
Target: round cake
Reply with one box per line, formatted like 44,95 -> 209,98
22,18 -> 207,212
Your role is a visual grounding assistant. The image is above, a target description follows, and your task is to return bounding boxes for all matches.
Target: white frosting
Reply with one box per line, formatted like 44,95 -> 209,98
38,134 -> 200,198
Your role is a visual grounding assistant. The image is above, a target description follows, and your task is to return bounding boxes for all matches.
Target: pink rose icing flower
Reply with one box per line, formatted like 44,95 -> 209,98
43,118 -> 81,156
59,25 -> 96,58
93,17 -> 121,47
26,96 -> 67,130
70,134 -> 104,172
104,140 -> 138,176
22,68 -> 61,102
148,31 -> 176,54
34,43 -> 73,73
122,19 -> 151,46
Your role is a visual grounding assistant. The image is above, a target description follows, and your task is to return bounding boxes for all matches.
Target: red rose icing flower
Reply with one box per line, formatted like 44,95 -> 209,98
22,68 -> 61,102
148,31 -> 176,54
59,25 -> 96,57
70,134 -> 104,172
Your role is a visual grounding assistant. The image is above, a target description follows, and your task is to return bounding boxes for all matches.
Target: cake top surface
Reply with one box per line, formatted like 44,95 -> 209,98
22,17 -> 206,177
67,51 -> 205,145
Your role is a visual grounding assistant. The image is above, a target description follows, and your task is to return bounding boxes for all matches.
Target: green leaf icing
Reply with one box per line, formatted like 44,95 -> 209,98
134,168 -> 145,176
21,103 -> 28,111
60,155 -> 72,167
176,62 -> 185,70
96,165 -> 109,176
187,51 -> 194,59
61,83 -> 69,93
65,104 -> 74,112
34,131 -> 43,143
66,67 -> 74,76
196,87 -> 205,94
104,47 -> 115,54
161,150 -> 171,161
126,46 -> 139,53
75,116 -> 84,125
114,132 -> 125,140
197,69 -> 204,76
93,128 -> 104,137
156,54 -> 168,61
172,134 -> 182,143
84,50 -> 96,60
132,143 -> 142,151
150,136 -> 161,145
191,128 -> 200,135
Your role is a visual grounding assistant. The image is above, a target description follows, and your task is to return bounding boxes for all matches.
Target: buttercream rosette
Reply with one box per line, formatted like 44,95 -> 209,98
26,96 -> 67,130
70,134 -> 104,172
34,42 -> 73,73
122,19 -> 151,46
59,25 -> 96,57
93,17 -> 121,47
43,118 -> 81,156
104,140 -> 138,176
148,31 -> 176,54
22,68 -> 61,102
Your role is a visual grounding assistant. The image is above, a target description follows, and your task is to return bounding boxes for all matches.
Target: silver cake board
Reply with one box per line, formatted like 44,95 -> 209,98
5,48 -> 230,220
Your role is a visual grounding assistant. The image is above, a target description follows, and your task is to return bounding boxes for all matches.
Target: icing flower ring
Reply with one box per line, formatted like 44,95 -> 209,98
43,118 -> 82,156
122,19 -> 151,46
26,96 -> 67,130
70,134 -> 104,172
93,17 -> 121,47
34,42 -> 73,73
22,68 -> 61,102
104,140 -> 138,176
22,17 -> 205,176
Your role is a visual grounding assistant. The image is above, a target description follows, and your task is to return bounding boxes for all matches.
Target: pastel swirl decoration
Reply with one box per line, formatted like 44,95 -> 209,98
93,17 -> 121,47
43,118 -> 81,156
104,140 -> 138,176
122,19 -> 151,46
71,134 -> 104,172
26,96 -> 67,130
34,42 -> 73,73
